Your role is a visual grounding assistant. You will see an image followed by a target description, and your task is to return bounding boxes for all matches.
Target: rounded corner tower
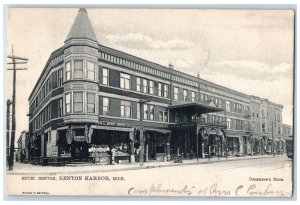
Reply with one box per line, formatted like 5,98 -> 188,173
63,8 -> 100,125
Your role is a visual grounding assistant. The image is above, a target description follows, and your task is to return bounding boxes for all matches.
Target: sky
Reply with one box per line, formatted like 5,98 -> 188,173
6,8 -> 294,138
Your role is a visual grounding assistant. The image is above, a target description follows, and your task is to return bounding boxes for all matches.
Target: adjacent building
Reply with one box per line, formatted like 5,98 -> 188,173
16,130 -> 29,162
27,8 -> 291,165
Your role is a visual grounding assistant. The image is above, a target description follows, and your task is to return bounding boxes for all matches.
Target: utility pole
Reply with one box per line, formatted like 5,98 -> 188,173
7,45 -> 28,171
272,121 -> 275,157
6,100 -> 12,165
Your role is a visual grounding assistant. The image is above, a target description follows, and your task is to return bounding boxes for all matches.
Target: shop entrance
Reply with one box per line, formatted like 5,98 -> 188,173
71,141 -> 89,160
147,131 -> 167,161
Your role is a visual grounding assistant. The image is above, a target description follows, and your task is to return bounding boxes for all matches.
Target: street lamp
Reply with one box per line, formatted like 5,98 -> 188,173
139,98 -> 151,166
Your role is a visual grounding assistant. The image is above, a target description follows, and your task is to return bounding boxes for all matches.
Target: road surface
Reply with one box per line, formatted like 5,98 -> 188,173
6,156 -> 293,197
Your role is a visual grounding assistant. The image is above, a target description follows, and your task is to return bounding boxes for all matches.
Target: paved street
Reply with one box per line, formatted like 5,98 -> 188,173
6,155 -> 293,197
6,154 -> 286,175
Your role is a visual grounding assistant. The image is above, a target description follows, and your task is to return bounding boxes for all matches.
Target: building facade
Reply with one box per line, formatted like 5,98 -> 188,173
17,130 -> 29,162
27,8 -> 290,165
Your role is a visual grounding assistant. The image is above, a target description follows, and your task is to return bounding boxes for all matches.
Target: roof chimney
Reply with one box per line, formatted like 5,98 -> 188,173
169,63 -> 174,69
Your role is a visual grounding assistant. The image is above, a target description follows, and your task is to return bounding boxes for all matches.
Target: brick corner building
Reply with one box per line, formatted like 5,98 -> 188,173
27,8 -> 291,165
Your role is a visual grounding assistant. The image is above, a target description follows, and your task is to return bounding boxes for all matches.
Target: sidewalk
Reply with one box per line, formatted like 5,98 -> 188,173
6,154 -> 287,175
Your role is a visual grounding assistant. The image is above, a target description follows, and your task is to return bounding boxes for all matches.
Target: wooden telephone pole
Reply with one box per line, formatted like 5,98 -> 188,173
6,100 -> 12,165
7,46 -> 28,171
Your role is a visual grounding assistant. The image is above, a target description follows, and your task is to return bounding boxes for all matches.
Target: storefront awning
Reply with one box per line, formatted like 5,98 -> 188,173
169,100 -> 224,114
91,125 -> 134,132
226,135 -> 240,138
144,128 -> 171,134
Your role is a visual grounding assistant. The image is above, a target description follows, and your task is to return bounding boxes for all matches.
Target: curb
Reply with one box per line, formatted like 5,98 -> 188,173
6,155 -> 288,176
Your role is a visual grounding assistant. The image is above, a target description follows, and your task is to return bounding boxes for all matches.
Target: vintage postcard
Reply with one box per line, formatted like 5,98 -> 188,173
5,7 -> 294,197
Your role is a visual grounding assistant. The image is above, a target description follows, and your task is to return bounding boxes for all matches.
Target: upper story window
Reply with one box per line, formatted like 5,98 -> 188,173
226,101 -> 231,112
58,69 -> 63,87
257,122 -> 260,133
120,101 -> 132,118
87,93 -> 95,113
191,91 -> 196,102
174,87 -> 179,100
149,105 -> 154,121
262,123 -> 266,133
164,84 -> 168,98
87,62 -> 95,81
158,83 -> 162,97
149,80 -> 154,95
200,94 -> 204,101
143,79 -> 148,94
120,73 -> 131,90
58,98 -> 63,117
73,92 -> 83,113
136,77 -> 141,92
143,104 -> 148,120
159,111 -> 163,122
65,62 -> 71,81
227,118 -> 231,129
175,113 -> 180,124
163,111 -> 168,122
65,93 -> 71,113
278,127 -> 281,134
183,89 -> 188,101
137,102 -> 140,120
102,68 -> 109,85
103,97 -> 109,116
74,60 -> 83,79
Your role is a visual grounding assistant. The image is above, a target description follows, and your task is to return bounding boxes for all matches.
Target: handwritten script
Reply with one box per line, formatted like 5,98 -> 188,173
128,183 -> 291,197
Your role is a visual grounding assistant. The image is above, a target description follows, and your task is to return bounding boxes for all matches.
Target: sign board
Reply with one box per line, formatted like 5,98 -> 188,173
74,135 -> 86,142
51,146 -> 58,157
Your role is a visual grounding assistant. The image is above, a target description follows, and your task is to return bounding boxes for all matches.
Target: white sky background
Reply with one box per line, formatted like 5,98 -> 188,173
7,8 -> 294,137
